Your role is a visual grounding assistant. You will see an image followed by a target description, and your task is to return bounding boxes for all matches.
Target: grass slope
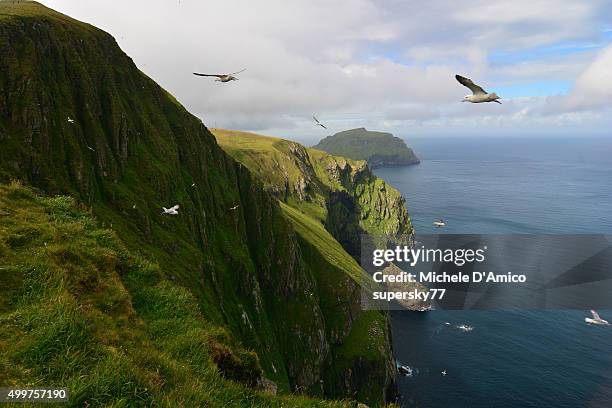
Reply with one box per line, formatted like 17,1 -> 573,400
0,182 -> 353,408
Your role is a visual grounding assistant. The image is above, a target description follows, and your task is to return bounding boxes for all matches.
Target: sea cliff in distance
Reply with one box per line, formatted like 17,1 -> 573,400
313,128 -> 420,169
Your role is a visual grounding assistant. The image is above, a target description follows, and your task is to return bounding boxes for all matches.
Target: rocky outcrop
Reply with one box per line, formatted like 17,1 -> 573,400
313,127 -> 420,169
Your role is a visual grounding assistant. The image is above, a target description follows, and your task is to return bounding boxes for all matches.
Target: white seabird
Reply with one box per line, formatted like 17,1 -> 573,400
162,205 -> 179,215
433,218 -> 446,228
193,69 -> 246,82
441,369 -> 447,376
229,204 -> 240,211
456,324 -> 474,332
585,310 -> 609,325
456,75 -> 502,104
67,117 -> 75,123
313,116 -> 327,129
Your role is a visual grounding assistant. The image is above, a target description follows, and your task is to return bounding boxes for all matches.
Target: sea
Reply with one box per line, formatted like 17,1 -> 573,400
373,136 -> 612,408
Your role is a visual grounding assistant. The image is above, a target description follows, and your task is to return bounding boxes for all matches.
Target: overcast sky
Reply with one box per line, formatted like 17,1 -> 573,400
40,0 -> 612,144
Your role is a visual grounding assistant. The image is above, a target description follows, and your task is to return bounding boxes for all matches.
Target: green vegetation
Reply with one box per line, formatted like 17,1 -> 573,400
312,128 -> 419,169
0,2 -> 403,406
0,182 -> 352,407
214,129 -> 413,258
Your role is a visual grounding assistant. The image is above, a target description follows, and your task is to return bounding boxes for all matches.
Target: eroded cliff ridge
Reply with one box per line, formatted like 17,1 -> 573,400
214,129 -> 414,259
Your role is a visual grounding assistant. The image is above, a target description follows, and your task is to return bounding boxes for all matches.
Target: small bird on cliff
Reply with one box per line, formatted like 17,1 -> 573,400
193,69 -> 246,82
162,205 -> 179,215
313,116 -> 327,129
456,75 -> 502,104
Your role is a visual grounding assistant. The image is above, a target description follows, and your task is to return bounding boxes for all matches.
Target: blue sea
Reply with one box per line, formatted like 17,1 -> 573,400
374,137 -> 612,408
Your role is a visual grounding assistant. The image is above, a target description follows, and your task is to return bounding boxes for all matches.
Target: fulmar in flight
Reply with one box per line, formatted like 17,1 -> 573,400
313,116 -> 327,129
193,69 -> 246,82
456,75 -> 502,104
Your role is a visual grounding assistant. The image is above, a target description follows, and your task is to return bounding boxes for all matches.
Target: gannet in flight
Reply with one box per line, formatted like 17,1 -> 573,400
441,369 -> 447,376
313,116 -> 327,129
456,75 -> 502,104
433,218 -> 446,228
193,69 -> 246,82
162,205 -> 179,215
585,310 -> 609,325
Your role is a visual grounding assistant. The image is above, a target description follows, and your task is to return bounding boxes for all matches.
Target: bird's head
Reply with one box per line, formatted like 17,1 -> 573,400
462,95 -> 470,102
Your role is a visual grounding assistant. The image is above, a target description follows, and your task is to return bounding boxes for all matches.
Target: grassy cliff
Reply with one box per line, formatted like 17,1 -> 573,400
0,182 -> 347,407
313,128 -> 419,169
213,129 -> 414,258
0,1 -> 398,406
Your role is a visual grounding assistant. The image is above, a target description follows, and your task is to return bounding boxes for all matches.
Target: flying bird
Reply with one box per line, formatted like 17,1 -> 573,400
433,218 -> 446,228
162,205 -> 179,215
441,369 -> 447,376
456,75 -> 501,104
193,69 -> 246,82
585,310 -> 609,325
313,116 -> 327,129
229,204 -> 240,211
67,117 -> 75,124
86,145 -> 95,151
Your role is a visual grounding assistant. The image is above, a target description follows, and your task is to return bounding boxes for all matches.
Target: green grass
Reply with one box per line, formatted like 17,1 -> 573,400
214,128 -> 413,242
0,182 -> 358,407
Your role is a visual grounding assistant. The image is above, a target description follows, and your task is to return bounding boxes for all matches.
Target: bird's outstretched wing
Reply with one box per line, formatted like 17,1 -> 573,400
313,116 -> 328,129
455,75 -> 487,95
228,68 -> 246,75
591,310 -> 601,320
170,205 -> 180,211
193,72 -> 223,78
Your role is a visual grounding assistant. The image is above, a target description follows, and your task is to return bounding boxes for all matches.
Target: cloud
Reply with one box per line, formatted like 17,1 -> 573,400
38,0 -> 612,139
542,45 -> 612,113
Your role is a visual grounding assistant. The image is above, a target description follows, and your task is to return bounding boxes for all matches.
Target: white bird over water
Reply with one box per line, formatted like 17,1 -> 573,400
433,218 -> 446,228
456,75 -> 502,104
193,69 -> 246,82
441,369 -> 447,376
585,310 -> 609,325
162,205 -> 179,215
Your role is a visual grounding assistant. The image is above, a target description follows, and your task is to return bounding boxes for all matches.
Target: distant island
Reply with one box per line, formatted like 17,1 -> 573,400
313,128 -> 420,169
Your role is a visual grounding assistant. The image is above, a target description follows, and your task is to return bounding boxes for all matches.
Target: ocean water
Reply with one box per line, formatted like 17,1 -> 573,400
374,137 -> 612,408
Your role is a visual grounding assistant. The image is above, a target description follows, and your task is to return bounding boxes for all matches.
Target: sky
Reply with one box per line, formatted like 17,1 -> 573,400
39,0 -> 612,145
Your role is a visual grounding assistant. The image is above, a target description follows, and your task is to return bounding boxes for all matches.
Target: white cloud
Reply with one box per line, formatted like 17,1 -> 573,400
38,0 -> 612,140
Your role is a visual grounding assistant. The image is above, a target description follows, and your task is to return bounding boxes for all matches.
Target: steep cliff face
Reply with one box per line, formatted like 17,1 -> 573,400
0,2 -> 394,405
214,129 -> 413,259
214,128 -> 413,402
